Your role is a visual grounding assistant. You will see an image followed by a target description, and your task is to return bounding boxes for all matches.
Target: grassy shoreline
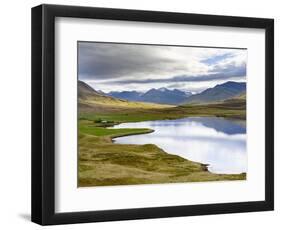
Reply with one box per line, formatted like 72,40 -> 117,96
79,99 -> 246,124
78,112 -> 246,187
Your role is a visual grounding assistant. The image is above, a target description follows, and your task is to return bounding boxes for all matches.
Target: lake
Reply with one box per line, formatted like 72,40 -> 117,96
112,117 -> 247,174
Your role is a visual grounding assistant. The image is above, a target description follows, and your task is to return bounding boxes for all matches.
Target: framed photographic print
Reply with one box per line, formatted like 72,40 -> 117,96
31,4 -> 274,225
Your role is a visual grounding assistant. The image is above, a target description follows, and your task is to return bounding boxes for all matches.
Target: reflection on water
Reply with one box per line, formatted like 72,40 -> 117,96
112,117 -> 247,174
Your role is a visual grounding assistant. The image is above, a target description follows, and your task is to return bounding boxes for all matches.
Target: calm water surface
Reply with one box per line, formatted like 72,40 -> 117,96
112,117 -> 246,174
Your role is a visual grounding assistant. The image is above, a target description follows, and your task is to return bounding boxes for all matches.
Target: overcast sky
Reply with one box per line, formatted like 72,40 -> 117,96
78,42 -> 247,93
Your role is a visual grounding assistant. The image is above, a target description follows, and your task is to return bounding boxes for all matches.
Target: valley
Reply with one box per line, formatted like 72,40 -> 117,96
78,80 -> 246,186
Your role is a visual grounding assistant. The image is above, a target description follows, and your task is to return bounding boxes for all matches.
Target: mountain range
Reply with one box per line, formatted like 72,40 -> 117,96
108,88 -> 192,105
79,80 -> 246,106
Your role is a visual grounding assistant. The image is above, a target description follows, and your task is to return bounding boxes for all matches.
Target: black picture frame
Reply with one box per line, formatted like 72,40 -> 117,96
31,4 -> 274,225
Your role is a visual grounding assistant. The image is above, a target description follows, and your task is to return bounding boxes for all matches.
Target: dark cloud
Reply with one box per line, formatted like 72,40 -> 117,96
105,65 -> 246,85
78,42 -> 177,80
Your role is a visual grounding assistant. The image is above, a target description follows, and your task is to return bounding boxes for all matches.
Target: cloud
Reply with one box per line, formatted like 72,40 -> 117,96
78,42 -> 246,92
78,42 -> 178,80
106,65 -> 246,85
201,53 -> 235,65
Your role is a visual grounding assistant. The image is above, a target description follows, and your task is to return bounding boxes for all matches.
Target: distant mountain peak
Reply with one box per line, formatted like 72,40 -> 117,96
215,81 -> 246,89
158,87 -> 168,92
107,87 -> 192,105
183,81 -> 246,105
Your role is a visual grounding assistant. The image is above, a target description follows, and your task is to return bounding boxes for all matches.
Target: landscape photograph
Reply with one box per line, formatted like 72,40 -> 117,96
78,42 -> 247,187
